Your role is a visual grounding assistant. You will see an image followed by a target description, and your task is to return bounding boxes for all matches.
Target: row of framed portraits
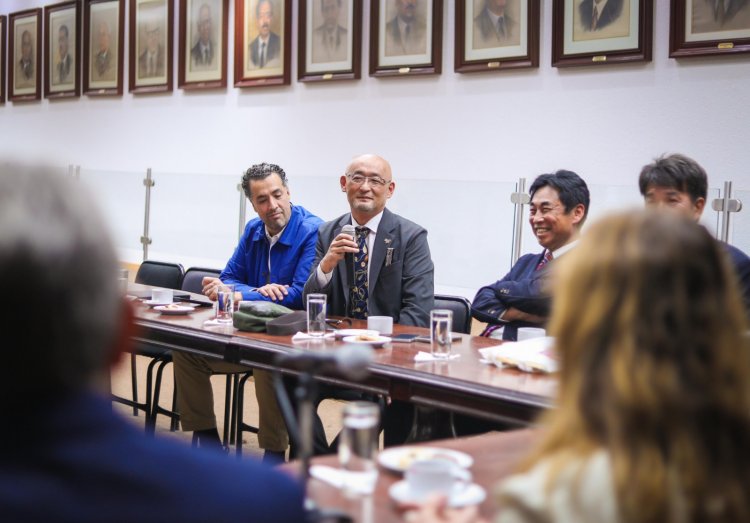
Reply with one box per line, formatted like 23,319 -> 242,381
2,0 -> 750,103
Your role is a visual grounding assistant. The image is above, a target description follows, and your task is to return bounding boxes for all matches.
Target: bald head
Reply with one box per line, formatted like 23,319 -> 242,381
340,154 -> 395,224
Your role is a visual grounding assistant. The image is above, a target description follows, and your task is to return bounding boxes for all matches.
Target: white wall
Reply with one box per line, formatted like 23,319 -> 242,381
3,1 -> 750,298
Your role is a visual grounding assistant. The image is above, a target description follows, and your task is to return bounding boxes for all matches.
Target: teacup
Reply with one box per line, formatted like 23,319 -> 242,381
151,288 -> 173,304
367,315 -> 393,336
404,458 -> 471,501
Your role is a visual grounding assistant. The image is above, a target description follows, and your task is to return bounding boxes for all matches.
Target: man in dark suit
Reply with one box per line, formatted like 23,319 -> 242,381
0,164 -> 305,522
138,20 -> 165,78
16,30 -> 34,85
55,24 -> 72,84
312,0 -> 348,62
94,20 -> 114,81
579,0 -> 624,31
385,0 -> 426,55
190,3 -> 215,68
248,0 -> 281,69
473,0 -> 517,48
472,170 -> 590,341
293,153 -> 434,455
639,154 -> 750,315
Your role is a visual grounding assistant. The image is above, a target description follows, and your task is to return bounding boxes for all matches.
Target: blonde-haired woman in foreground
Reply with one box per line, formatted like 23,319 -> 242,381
411,210 -> 750,523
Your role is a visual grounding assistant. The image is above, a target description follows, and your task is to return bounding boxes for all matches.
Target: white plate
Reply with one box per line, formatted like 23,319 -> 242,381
334,328 -> 379,339
389,480 -> 486,507
378,446 -> 474,473
143,299 -> 173,307
154,304 -> 196,315
342,335 -> 391,347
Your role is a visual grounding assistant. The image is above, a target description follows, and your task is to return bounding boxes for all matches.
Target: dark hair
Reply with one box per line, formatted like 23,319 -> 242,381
529,169 -> 590,224
241,162 -> 287,200
638,153 -> 708,203
256,0 -> 273,17
59,25 -> 69,38
321,0 -> 342,10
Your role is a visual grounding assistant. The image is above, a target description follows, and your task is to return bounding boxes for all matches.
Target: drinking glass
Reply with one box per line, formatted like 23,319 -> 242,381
306,293 -> 327,336
216,284 -> 235,323
338,401 -> 380,495
430,309 -> 453,359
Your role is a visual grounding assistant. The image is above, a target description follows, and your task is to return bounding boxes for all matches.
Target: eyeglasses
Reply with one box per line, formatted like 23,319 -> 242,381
346,173 -> 391,187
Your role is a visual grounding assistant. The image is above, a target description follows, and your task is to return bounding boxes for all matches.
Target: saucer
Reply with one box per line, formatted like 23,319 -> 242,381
334,329 -> 379,339
389,480 -> 486,507
143,299 -> 173,307
154,304 -> 195,315
378,446 -> 474,472
342,335 -> 391,348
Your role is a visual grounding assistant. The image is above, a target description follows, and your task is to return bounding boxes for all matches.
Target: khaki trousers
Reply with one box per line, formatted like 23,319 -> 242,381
172,352 -> 289,451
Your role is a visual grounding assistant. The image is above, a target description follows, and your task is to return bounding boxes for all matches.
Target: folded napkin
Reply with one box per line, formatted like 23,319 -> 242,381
309,465 -> 377,495
414,351 -> 460,362
478,336 -> 557,373
292,331 -> 336,342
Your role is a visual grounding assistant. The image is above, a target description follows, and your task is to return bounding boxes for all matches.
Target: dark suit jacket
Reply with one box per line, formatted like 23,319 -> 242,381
138,46 -> 165,77
303,208 -> 434,327
57,53 -> 72,83
0,392 -> 305,522
474,7 -> 514,42
724,241 -> 750,315
579,0 -> 624,31
249,32 -> 281,67
190,40 -> 214,66
472,251 -> 551,341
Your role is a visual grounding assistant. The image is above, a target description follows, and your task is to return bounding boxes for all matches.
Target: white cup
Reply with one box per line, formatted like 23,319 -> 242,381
517,327 -> 546,341
367,315 -> 393,336
118,269 -> 129,296
405,459 -> 471,501
151,288 -> 173,304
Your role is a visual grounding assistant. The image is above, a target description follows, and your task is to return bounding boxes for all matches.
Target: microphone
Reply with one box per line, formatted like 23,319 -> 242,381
276,344 -> 373,381
341,224 -> 356,289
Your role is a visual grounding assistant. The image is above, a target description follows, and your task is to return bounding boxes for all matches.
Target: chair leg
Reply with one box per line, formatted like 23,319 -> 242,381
147,358 -> 170,436
130,353 -> 139,416
222,375 -> 232,447
235,372 -> 254,457
170,380 -> 179,432
229,373 -> 241,446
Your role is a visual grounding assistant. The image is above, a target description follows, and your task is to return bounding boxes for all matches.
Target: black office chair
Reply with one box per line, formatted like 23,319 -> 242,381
434,294 -> 473,334
112,260 -> 184,434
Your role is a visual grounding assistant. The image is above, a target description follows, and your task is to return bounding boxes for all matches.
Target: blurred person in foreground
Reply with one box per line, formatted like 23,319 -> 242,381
0,165 -> 304,522
409,210 -> 750,523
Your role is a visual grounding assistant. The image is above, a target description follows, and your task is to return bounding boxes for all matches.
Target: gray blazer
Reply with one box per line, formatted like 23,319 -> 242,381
303,208 -> 434,327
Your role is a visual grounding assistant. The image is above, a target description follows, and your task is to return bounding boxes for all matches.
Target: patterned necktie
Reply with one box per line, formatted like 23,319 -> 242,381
536,250 -> 553,271
350,226 -> 369,319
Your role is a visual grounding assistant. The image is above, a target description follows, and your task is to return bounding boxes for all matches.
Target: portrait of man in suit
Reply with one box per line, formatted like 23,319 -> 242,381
92,19 -> 115,82
54,24 -> 73,85
473,0 -> 520,49
312,0 -> 348,63
190,3 -> 216,70
16,29 -> 35,89
578,0 -> 624,32
248,0 -> 281,69
138,18 -> 165,79
385,0 -> 427,56
692,0 -> 750,34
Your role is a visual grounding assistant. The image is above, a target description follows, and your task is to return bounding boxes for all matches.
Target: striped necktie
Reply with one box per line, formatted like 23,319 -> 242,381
536,250 -> 553,271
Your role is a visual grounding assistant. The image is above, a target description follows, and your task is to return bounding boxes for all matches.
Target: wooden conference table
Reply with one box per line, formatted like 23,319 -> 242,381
290,429 -> 538,522
129,284 -> 556,427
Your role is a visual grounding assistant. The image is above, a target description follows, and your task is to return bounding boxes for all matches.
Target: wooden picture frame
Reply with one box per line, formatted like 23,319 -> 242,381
455,0 -> 539,73
234,0 -> 292,88
9,8 -> 42,102
298,0 -> 362,82
178,0 -> 228,89
369,0 -> 443,77
83,0 -> 124,96
552,0 -> 653,67
670,0 -> 750,58
130,0 -> 174,93
45,1 -> 81,99
0,16 -> 6,105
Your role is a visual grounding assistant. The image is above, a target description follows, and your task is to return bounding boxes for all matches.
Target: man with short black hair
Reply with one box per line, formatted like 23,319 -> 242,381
174,163 -> 322,462
639,153 -> 750,314
472,170 -> 590,340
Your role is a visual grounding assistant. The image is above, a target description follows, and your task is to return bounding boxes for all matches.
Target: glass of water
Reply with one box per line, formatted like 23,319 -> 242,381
216,284 -> 235,323
306,293 -> 327,337
338,401 -> 380,495
430,309 -> 453,359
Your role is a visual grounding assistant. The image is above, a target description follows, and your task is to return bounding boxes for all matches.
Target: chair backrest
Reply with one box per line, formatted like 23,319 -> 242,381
434,294 -> 472,334
181,267 -> 221,294
134,260 -> 185,290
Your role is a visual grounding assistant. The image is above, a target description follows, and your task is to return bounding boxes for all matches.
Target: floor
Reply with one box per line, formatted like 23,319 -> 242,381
110,352 -> 344,461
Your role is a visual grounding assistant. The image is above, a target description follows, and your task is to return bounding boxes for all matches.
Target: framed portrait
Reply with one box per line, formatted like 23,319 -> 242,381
8,9 -> 42,102
298,0 -> 362,82
83,0 -> 124,96
45,1 -> 80,99
552,0 -> 653,67
455,0 -> 540,73
234,0 -> 292,88
179,0 -> 228,89
670,0 -> 750,57
0,16 -> 6,105
130,0 -> 174,93
369,0 -> 443,77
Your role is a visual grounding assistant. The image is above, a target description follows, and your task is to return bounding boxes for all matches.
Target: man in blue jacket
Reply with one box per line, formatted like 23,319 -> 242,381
0,165 -> 305,522
174,163 -> 322,462
472,170 -> 590,340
